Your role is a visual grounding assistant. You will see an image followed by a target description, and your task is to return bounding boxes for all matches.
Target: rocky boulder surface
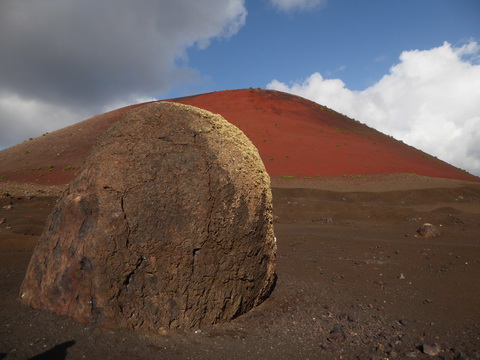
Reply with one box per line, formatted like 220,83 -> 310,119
417,223 -> 441,238
20,102 -> 276,331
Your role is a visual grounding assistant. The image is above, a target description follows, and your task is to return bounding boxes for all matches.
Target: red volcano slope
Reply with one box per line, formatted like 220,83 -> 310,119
170,89 -> 476,182
0,89 -> 477,185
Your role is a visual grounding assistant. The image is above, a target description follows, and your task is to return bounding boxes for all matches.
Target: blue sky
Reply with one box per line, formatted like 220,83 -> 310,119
1,0 -> 479,174
178,0 -> 480,96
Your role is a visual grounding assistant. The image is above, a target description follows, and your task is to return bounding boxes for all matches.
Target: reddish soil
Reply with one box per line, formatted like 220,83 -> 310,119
0,103 -> 142,186
0,89 -> 479,359
0,89 -> 477,186
170,89 -> 478,182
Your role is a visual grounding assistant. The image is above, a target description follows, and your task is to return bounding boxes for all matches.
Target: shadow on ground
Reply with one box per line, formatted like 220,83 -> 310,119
28,341 -> 75,360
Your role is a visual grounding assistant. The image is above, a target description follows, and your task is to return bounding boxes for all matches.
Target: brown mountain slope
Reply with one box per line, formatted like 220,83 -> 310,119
0,89 -> 477,185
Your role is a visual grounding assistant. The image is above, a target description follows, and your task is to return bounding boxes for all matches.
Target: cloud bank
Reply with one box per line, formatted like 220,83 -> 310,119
268,41 -> 480,176
269,0 -> 327,12
0,0 -> 246,148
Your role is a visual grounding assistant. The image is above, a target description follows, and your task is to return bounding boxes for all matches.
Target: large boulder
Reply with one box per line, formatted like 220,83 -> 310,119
20,102 -> 276,331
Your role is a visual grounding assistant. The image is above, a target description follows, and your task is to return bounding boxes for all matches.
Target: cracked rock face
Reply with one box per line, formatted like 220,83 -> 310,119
20,102 -> 276,331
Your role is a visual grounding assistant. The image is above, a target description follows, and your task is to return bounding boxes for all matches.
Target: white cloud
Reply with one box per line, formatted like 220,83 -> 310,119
267,41 -> 480,176
0,94 -> 85,146
0,92 -> 156,148
269,0 -> 327,12
0,0 -> 246,148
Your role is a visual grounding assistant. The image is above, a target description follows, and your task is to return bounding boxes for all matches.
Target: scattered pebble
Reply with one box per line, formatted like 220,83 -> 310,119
387,350 -> 399,358
422,343 -> 441,356
405,350 -> 419,358
417,223 -> 441,238
327,324 -> 346,343
311,217 -> 333,224
321,342 -> 336,351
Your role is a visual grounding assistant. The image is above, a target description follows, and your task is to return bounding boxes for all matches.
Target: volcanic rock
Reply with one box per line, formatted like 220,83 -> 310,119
422,343 -> 441,356
20,102 -> 276,331
328,324 -> 346,343
417,223 -> 441,238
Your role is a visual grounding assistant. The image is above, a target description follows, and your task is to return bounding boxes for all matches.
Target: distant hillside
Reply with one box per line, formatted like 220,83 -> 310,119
0,89 -> 477,185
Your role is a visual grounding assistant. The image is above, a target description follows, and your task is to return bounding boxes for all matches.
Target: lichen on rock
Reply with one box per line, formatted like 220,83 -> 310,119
20,102 -> 276,331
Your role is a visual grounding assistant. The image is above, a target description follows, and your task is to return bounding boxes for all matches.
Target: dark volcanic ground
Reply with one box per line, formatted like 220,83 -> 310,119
1,176 -> 479,360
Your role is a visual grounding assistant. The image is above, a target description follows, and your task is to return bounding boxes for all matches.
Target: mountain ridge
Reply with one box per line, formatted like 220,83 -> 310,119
0,88 -> 477,185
